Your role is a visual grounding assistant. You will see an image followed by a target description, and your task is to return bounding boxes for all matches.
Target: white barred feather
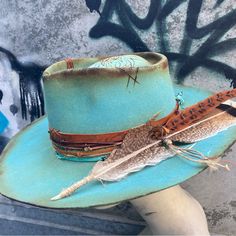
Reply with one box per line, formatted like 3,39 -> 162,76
51,103 -> 236,201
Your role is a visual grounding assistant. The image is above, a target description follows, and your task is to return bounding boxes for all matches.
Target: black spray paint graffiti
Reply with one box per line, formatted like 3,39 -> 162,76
86,0 -> 236,88
0,47 -> 46,121
85,0 -> 102,15
0,89 -> 3,104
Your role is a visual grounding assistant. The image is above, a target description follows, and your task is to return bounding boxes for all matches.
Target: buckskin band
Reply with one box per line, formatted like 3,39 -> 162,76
49,103 -> 179,159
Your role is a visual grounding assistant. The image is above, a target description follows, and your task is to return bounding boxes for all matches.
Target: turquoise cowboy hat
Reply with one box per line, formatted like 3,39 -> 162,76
0,52 -> 235,208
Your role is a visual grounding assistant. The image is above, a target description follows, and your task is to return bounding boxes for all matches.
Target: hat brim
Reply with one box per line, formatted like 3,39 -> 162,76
0,84 -> 235,209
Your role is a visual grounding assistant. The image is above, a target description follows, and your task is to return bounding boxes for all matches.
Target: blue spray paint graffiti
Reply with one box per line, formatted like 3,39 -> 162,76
0,112 -> 8,134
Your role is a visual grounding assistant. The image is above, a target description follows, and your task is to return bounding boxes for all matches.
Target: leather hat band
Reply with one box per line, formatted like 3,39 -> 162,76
49,103 -> 179,159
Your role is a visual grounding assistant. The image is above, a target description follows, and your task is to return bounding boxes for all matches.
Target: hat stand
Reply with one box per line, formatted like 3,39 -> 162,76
96,185 -> 209,235
130,185 -> 209,235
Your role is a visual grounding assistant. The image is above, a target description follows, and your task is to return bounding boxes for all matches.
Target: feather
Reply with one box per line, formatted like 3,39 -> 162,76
150,88 -> 236,138
171,103 -> 236,143
51,125 -> 175,201
51,103 -> 236,201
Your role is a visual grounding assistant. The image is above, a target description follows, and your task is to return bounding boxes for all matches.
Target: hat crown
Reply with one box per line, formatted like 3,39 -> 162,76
89,54 -> 151,68
43,52 -> 176,134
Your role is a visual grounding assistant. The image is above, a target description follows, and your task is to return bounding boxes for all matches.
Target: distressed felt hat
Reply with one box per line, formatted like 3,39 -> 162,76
0,52 -> 235,208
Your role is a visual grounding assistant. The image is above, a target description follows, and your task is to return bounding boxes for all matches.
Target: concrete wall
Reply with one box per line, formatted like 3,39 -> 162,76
0,0 -> 235,234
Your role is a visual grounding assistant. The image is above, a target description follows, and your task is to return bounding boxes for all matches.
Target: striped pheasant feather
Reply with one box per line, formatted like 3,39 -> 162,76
151,88 -> 236,138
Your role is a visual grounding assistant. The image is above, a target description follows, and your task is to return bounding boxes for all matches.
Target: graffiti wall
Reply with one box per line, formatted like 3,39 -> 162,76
1,0 -> 235,148
88,0 -> 236,86
0,0 -> 235,233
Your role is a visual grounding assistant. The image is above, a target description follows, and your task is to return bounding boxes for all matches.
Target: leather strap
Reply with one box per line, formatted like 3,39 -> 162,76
49,103 -> 179,159
52,144 -> 116,158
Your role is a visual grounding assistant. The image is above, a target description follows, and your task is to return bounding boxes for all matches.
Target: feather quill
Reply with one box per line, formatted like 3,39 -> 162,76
51,103 -> 236,201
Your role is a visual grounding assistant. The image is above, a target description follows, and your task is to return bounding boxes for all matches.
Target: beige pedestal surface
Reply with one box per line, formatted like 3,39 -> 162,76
130,185 -> 209,235
97,185 -> 209,235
